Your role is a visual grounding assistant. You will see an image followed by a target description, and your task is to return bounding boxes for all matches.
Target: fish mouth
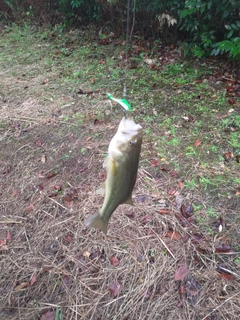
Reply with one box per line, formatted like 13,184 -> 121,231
119,118 -> 142,136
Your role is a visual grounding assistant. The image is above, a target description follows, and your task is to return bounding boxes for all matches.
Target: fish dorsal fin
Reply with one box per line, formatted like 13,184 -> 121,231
123,196 -> 134,205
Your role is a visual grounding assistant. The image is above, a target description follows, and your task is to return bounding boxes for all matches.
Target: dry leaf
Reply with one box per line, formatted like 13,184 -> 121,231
190,233 -> 204,244
30,272 -> 37,286
223,152 -> 234,162
125,211 -> 135,219
170,170 -> 179,178
110,256 -> 120,267
15,282 -> 29,291
35,139 -> 42,146
109,282 -> 121,297
0,239 -> 8,250
150,159 -> 159,167
158,209 -> 170,215
6,231 -> 12,241
177,180 -> 184,189
166,230 -> 182,240
228,98 -> 236,105
168,187 -> 176,195
194,139 -> 202,147
12,189 -> 19,197
46,172 -> 57,179
90,77 -> 95,84
40,310 -> 55,320
174,265 -> 189,281
64,234 -> 73,243
26,203 -> 34,212
89,250 -> 101,260
140,214 -> 152,224
215,245 -> 232,253
219,272 -> 236,280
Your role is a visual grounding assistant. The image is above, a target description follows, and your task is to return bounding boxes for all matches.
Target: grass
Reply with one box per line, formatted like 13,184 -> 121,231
0,24 -> 240,320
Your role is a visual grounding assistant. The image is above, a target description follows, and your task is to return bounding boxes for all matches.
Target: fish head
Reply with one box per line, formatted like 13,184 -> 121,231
109,117 -> 143,158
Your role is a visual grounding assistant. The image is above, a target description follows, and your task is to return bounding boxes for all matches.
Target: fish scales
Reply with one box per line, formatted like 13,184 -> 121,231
85,117 -> 143,234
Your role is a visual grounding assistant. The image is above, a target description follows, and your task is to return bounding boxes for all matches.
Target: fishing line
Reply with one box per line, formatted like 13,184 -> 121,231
124,0 -> 130,99
107,0 -> 132,114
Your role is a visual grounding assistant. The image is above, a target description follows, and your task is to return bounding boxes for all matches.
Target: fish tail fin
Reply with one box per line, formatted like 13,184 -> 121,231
85,212 -> 109,234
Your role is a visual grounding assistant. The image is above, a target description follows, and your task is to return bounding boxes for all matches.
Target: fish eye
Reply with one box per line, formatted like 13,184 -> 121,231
129,140 -> 136,146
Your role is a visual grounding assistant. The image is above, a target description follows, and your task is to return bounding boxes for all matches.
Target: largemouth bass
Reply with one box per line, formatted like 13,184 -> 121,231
85,117 -> 143,234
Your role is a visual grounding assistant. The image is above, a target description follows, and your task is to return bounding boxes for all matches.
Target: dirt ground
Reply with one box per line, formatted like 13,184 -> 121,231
0,26 -> 240,320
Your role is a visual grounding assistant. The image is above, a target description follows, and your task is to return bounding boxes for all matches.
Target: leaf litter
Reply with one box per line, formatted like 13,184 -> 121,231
0,26 -> 240,320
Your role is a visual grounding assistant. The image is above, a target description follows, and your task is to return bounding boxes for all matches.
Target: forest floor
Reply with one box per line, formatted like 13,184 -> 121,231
0,25 -> 240,320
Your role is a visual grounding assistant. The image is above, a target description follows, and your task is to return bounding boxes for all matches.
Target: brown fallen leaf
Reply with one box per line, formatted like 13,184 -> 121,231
190,233 -> 204,244
0,239 -> 8,250
15,282 -> 29,291
174,265 -> 189,281
181,204 -> 193,218
125,211 -> 135,219
90,77 -> 95,84
223,152 -> 234,163
60,275 -> 71,292
170,170 -> 179,178
140,214 -> 152,224
6,231 -> 12,241
35,139 -> 42,146
219,273 -> 236,280
110,256 -> 120,267
26,203 -> 34,212
150,159 -> 159,167
186,277 -> 201,305
228,98 -> 236,105
194,139 -> 202,147
141,289 -> 152,299
12,189 -> 19,197
177,180 -> 184,189
40,309 -> 56,320
168,187 -> 176,195
30,272 -> 37,286
166,230 -> 182,240
64,234 -> 73,243
215,245 -> 232,253
109,281 -> 121,297
89,250 -> 101,260
158,209 -> 170,215
46,172 -> 57,179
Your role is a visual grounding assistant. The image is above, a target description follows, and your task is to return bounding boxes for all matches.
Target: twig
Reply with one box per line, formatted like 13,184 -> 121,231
0,220 -> 22,224
201,291 -> 240,320
45,193 -> 71,212
152,229 -> 176,260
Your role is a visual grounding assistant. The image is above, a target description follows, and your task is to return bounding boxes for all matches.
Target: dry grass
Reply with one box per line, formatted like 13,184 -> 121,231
1,27 -> 240,320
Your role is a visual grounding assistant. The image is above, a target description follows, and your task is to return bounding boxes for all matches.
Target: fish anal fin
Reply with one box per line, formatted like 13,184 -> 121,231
123,196 -> 134,205
85,212 -> 109,234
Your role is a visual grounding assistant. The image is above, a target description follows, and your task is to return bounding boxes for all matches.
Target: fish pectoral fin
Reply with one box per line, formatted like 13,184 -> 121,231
85,212 -> 109,234
103,156 -> 108,169
96,182 -> 106,195
107,157 -> 117,176
123,196 -> 134,205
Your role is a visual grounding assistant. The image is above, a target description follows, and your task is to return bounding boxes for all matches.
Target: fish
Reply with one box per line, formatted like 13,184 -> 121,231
85,117 -> 143,234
